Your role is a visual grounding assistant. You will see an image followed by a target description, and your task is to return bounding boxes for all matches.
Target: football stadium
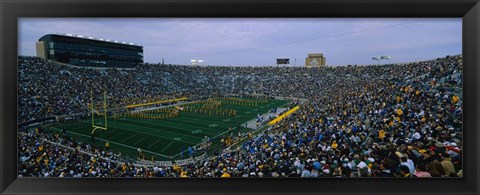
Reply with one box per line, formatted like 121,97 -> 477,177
18,21 -> 463,178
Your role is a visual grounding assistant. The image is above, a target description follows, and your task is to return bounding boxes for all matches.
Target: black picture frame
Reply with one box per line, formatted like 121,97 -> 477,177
1,0 -> 479,194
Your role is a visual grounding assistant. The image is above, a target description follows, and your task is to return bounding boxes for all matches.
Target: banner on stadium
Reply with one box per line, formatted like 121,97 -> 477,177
18,116 -> 56,128
268,106 -> 300,125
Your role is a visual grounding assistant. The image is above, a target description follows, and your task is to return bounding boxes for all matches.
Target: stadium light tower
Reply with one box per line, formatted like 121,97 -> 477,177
372,57 -> 381,65
381,56 -> 392,64
190,59 -> 197,65
198,60 -> 205,65
372,56 -> 391,65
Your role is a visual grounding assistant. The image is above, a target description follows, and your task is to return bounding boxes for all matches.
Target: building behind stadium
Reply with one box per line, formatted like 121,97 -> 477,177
36,33 -> 143,68
305,53 -> 326,67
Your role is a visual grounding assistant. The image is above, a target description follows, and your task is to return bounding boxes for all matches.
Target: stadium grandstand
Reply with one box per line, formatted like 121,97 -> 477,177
18,54 -> 462,178
36,33 -> 143,68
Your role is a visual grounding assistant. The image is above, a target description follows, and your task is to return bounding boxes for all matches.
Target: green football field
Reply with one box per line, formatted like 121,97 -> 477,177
49,98 -> 289,160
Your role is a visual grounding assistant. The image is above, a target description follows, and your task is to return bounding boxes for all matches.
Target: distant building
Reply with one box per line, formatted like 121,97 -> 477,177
36,33 -> 143,68
305,53 -> 326,67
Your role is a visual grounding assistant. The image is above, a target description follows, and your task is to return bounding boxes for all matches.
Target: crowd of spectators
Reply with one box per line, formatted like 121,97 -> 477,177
18,55 -> 462,177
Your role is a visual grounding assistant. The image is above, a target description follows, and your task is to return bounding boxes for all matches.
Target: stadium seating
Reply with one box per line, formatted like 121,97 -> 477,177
17,55 -> 463,177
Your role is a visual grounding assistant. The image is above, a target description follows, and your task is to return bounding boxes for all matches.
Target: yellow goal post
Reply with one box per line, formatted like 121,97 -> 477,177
91,90 -> 108,135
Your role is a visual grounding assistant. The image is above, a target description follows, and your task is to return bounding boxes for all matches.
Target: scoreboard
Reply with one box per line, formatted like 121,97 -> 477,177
276,58 -> 289,65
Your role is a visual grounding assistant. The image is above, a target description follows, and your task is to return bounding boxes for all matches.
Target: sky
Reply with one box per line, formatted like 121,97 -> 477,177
18,18 -> 461,66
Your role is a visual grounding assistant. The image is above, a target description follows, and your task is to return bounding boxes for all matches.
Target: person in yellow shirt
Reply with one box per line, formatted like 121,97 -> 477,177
379,130 -> 386,140
173,164 -> 181,172
389,120 -> 394,127
263,143 -> 268,149
331,140 -> 338,149
452,95 -> 459,104
105,141 -> 110,151
397,109 -> 403,116
36,156 -> 42,164
221,169 -> 231,178
180,171 -> 188,177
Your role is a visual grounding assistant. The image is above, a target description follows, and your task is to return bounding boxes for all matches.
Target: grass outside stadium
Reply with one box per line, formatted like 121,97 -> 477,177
42,97 -> 291,161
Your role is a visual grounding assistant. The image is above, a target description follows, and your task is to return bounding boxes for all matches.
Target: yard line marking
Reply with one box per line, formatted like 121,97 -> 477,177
121,134 -> 138,142
66,130 -> 171,159
160,141 -> 175,152
112,125 -> 198,145
82,121 -> 204,145
147,139 -> 162,149
131,117 -> 218,136
109,131 -> 127,140
132,136 -> 149,146
116,119 -> 203,141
